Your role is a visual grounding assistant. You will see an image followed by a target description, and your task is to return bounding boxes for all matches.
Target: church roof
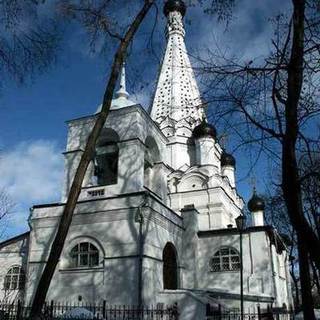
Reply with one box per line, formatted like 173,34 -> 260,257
150,0 -> 204,134
164,0 -> 187,17
248,190 -> 265,212
192,120 -> 217,139
221,152 -> 236,167
0,231 -> 29,249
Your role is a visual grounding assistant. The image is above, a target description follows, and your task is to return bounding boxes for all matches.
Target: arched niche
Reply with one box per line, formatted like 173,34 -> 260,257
162,242 -> 178,290
187,137 -> 196,166
144,136 -> 161,193
94,128 -> 120,186
177,173 -> 208,192
145,136 -> 160,164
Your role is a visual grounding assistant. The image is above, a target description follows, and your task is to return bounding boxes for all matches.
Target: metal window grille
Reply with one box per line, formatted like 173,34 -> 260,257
70,242 -> 99,268
210,247 -> 240,272
3,266 -> 25,291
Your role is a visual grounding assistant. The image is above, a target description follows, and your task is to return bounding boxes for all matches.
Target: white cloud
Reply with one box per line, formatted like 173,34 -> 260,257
0,140 -> 64,234
0,140 -> 63,204
132,91 -> 151,111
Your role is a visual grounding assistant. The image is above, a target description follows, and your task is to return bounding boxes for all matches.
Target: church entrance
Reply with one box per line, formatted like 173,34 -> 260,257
162,242 -> 178,290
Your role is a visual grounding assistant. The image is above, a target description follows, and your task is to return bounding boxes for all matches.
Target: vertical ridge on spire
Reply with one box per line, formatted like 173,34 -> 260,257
150,0 -> 204,135
116,63 -> 129,99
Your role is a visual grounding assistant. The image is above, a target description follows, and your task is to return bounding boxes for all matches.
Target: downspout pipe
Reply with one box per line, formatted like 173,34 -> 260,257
268,234 -> 278,309
136,193 -> 148,307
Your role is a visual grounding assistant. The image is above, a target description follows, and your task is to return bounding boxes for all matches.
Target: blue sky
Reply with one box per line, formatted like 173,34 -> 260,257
0,0 -> 289,239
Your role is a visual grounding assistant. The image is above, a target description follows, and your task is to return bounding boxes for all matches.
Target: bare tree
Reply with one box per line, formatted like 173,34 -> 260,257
196,0 -> 320,318
29,1 -> 155,318
264,155 -> 320,311
0,189 -> 14,240
0,0 -> 60,86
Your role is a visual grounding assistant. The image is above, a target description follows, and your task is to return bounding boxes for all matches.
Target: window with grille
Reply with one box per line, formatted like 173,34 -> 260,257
70,242 -> 99,268
3,266 -> 25,291
209,247 -> 240,272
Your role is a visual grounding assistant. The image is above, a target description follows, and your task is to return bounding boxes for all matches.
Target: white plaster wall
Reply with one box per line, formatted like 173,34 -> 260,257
196,230 -> 292,311
167,138 -> 193,170
62,106 -> 169,202
26,193 -> 184,306
169,188 -> 242,230
0,235 -> 29,302
197,232 -> 271,296
141,206 -> 184,305
158,290 -> 207,320
221,166 -> 235,188
27,199 -> 142,304
270,245 -> 291,308
195,137 -> 220,169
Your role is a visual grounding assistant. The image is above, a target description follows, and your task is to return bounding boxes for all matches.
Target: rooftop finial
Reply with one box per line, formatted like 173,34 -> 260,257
95,62 -> 136,113
116,63 -> 129,99
249,176 -> 257,194
164,0 -> 187,17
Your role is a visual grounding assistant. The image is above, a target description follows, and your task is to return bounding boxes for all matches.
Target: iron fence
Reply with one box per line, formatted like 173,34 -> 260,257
206,312 -> 294,320
0,300 -> 179,320
205,304 -> 294,320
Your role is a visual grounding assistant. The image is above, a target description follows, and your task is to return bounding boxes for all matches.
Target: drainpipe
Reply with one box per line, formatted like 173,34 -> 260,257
248,232 -> 254,275
24,208 -> 34,305
136,193 -> 148,307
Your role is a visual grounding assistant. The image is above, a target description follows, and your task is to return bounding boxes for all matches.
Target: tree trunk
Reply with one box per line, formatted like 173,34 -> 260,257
29,1 -> 154,318
282,0 -> 316,318
290,265 -> 300,307
296,233 -> 315,318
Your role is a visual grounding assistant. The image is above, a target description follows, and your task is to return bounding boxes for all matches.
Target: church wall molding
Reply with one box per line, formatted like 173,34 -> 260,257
62,148 -> 84,155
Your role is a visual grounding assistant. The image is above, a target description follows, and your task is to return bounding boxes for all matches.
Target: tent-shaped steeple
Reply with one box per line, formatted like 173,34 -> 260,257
150,0 -> 204,136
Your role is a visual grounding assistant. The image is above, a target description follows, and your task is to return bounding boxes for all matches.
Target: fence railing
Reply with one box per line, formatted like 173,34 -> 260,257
0,300 -> 294,320
0,300 -> 179,320
205,305 -> 293,320
206,314 -> 293,320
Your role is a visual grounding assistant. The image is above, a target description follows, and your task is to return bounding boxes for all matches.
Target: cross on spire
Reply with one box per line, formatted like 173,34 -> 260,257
249,176 -> 257,194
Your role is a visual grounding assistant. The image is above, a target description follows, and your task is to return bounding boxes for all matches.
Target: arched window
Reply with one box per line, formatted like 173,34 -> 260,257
3,266 -> 25,291
163,242 -> 178,290
210,247 -> 240,272
94,129 -> 119,186
70,242 -> 99,268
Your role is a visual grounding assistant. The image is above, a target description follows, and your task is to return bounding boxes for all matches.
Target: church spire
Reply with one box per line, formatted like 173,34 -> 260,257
150,0 -> 204,135
95,63 -> 135,113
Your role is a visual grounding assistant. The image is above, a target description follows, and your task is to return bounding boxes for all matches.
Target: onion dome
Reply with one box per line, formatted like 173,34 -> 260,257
221,152 -> 236,167
192,120 -> 217,139
248,191 -> 265,212
164,0 -> 187,17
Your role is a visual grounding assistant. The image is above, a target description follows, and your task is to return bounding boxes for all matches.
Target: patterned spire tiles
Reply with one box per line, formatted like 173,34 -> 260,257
150,9 -> 204,135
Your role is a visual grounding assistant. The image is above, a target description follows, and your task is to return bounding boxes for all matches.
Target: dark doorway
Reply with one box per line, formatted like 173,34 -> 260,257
163,242 -> 178,289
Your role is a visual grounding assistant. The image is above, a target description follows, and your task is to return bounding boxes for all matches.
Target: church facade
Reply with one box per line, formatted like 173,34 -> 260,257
0,1 -> 293,318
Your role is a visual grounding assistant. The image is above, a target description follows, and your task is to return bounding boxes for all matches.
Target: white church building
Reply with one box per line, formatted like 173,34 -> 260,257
0,0 -> 293,318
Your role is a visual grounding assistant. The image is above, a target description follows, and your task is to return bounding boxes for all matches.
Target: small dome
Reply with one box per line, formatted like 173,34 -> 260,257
164,0 -> 187,17
248,192 -> 265,212
192,120 -> 217,140
221,152 -> 236,167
